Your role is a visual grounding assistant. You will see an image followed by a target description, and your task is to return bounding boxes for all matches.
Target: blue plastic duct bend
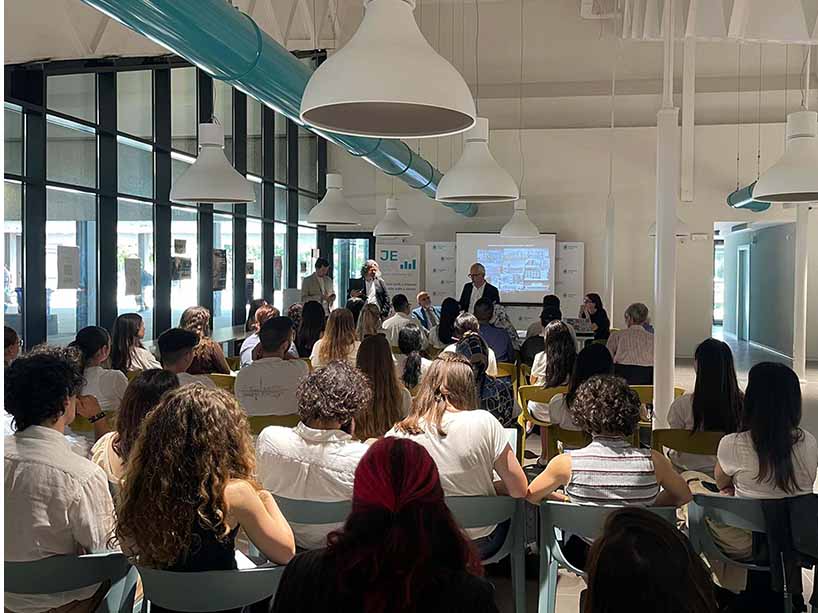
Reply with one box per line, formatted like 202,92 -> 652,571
84,0 -> 477,217
726,182 -> 771,213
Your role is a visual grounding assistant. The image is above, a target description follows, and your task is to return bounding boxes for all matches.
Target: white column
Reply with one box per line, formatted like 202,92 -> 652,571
793,205 -> 810,381
604,193 -> 616,311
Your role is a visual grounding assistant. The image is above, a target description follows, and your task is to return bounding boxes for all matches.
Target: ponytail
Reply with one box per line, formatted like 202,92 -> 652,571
402,351 -> 422,390
69,326 -> 111,371
398,326 -> 425,389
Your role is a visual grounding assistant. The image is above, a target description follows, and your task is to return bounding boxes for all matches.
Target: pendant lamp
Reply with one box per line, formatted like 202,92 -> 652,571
753,111 -> 818,203
500,199 -> 539,238
300,0 -> 475,139
648,217 -> 690,239
307,173 -> 362,226
170,122 -> 254,203
373,198 -> 413,237
436,118 -> 518,203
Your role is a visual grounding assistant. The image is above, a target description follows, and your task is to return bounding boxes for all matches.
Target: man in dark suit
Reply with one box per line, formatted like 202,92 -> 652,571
411,291 -> 442,330
348,259 -> 391,319
459,262 -> 501,313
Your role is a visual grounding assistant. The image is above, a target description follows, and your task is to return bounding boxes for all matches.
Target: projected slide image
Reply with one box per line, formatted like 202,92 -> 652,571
477,247 -> 551,293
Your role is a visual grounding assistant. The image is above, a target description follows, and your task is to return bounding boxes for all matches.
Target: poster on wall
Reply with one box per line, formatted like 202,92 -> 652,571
174,239 -> 187,255
56,245 -> 80,289
124,258 -> 142,296
273,255 -> 283,290
171,257 -> 192,281
554,241 -> 584,317
212,249 -> 227,291
424,241 -> 457,305
376,243 -> 420,300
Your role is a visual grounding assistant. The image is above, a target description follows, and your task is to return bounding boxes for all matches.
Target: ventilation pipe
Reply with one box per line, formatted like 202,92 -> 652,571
84,0 -> 477,217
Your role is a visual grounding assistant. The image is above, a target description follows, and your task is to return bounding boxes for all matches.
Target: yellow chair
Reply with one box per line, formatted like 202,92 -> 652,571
300,357 -> 312,371
208,373 -> 236,393
226,357 -> 241,371
248,414 -> 300,435
543,425 -> 591,463
71,412 -> 117,433
519,363 -> 532,386
426,347 -> 442,359
126,370 -> 142,382
651,428 -> 724,456
629,385 -> 685,404
496,362 -> 516,379
515,385 -> 568,462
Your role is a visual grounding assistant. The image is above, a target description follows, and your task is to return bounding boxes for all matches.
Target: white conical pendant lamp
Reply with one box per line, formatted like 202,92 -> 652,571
373,198 -> 413,237
170,122 -> 254,203
500,199 -> 539,238
307,173 -> 362,226
436,118 -> 518,203
753,110 -> 818,203
300,0 -> 475,139
648,216 -> 690,239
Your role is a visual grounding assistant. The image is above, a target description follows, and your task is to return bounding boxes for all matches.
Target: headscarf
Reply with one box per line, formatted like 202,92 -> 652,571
455,333 -> 514,426
490,304 -> 521,351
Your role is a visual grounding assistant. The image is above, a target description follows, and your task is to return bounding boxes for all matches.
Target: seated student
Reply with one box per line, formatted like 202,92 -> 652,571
114,386 -> 295,587
382,294 -> 428,348
157,328 -> 217,388
69,326 -> 129,425
526,294 -> 561,338
606,302 -> 654,378
441,312 -> 498,376
355,334 -> 412,440
355,303 -> 384,340
256,361 -> 372,550
272,437 -> 499,613
345,297 -> 365,326
584,508 -> 718,613
5,325 -> 20,367
179,306 -> 231,375
396,326 -> 433,391
456,334 -> 515,427
667,338 -> 742,475
235,317 -> 310,417
91,369 -> 180,486
530,320 -> 577,387
429,297 -> 461,350
5,347 -> 117,613
245,298 -> 269,333
111,312 -> 160,372
520,305 -> 560,367
474,298 -> 513,363
527,375 -> 692,508
412,291 -> 442,331
388,353 -> 528,560
296,300 -> 326,358
311,308 -> 360,368
239,304 -> 279,367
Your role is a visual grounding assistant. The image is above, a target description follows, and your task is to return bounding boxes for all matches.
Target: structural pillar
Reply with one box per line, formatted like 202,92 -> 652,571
793,205 -> 810,381
604,193 -> 616,311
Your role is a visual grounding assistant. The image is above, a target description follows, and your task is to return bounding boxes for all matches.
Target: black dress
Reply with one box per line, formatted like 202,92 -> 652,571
272,549 -> 500,613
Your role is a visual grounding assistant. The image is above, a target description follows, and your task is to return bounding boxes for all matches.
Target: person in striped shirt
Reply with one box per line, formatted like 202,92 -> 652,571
526,375 -> 691,508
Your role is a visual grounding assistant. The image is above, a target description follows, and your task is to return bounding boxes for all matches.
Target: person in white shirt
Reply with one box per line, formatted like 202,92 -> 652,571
387,353 -> 528,560
239,304 -> 279,368
348,260 -> 390,319
382,294 -> 428,348
235,317 -> 310,417
157,327 -> 218,388
301,257 -> 336,314
441,312 -> 499,377
110,312 -> 160,372
256,361 -> 372,549
5,346 -> 117,613
310,308 -> 360,368
458,263 -> 501,314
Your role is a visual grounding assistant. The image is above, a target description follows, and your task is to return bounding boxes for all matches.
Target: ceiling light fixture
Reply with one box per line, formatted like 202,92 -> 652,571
170,121 -> 254,204
500,199 -> 539,238
300,0 -> 475,139
306,173 -> 362,226
373,197 -> 413,237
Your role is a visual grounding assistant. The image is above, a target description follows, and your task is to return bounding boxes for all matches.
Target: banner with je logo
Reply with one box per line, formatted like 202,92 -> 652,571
376,243 -> 420,299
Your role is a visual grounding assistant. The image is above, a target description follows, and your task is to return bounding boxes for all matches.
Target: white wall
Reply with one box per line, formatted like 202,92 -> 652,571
329,122 -> 818,359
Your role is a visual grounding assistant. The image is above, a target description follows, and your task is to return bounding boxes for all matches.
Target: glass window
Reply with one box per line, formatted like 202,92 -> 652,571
298,126 -> 317,192
213,80 -> 234,164
713,242 -> 725,325
298,194 -> 317,224
275,114 -> 287,182
171,67 -> 197,154
273,222 -> 287,310
296,226 -> 317,290
47,74 -> 95,123
4,181 -> 24,337
247,218 -> 263,303
275,185 -> 288,221
171,152 -> 194,185
118,136 -> 153,198
247,176 -> 262,217
117,199 -> 154,339
247,97 -> 262,175
5,104 -> 23,175
46,116 -> 96,188
171,206 -> 198,326
212,214 -> 234,330
117,71 -> 153,139
46,187 -> 97,345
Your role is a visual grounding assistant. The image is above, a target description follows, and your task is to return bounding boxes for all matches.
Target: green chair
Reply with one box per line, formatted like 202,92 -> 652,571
650,428 -> 724,455
537,501 -> 678,613
273,495 -> 352,527
5,552 -> 138,613
136,565 -> 285,612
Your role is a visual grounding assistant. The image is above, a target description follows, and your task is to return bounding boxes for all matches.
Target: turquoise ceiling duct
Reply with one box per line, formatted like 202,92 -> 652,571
726,182 -> 771,213
83,0 -> 477,218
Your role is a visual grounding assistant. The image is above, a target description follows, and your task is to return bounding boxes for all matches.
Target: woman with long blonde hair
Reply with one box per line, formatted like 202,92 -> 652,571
310,308 -> 360,368
179,306 -> 231,374
354,334 -> 411,441
115,386 -> 294,581
355,303 -> 383,340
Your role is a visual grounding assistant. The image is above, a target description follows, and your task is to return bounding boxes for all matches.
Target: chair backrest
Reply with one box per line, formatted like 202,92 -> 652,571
446,496 -> 524,565
208,373 -> 236,393
614,364 -> 654,385
273,495 -> 352,525
300,357 -> 312,371
71,412 -> 118,432
137,565 -> 285,612
504,427 -> 518,453
496,361 -> 516,379
518,385 -> 568,425
651,429 -> 725,455
689,493 -> 766,533
5,552 -> 138,613
630,385 -> 685,404
248,414 -> 300,434
544,424 -> 591,462
126,370 -> 142,382
225,356 -> 241,371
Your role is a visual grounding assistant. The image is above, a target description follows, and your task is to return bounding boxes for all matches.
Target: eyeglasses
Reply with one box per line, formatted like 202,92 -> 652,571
468,273 -> 485,279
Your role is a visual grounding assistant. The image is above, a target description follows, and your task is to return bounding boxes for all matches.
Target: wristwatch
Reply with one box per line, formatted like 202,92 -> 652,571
88,411 -> 107,424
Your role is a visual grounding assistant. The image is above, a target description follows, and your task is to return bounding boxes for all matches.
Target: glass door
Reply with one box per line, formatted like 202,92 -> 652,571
326,233 -> 374,306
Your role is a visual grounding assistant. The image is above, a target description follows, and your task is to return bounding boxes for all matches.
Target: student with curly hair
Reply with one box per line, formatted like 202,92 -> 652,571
527,375 -> 691,508
115,386 -> 294,596
256,361 -> 373,550
5,346 -> 117,613
178,306 -> 231,375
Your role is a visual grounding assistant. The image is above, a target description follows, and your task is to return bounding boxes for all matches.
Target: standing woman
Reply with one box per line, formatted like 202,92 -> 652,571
530,321 -> 577,387
429,298 -> 461,349
355,334 -> 411,441
114,386 -> 295,603
310,308 -> 360,368
295,300 -> 325,358
179,306 -> 231,374
356,303 -> 383,340
111,313 -> 160,372
579,293 -> 611,341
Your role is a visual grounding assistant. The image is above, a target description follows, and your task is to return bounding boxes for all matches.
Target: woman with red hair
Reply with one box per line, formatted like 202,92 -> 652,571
272,437 -> 499,613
